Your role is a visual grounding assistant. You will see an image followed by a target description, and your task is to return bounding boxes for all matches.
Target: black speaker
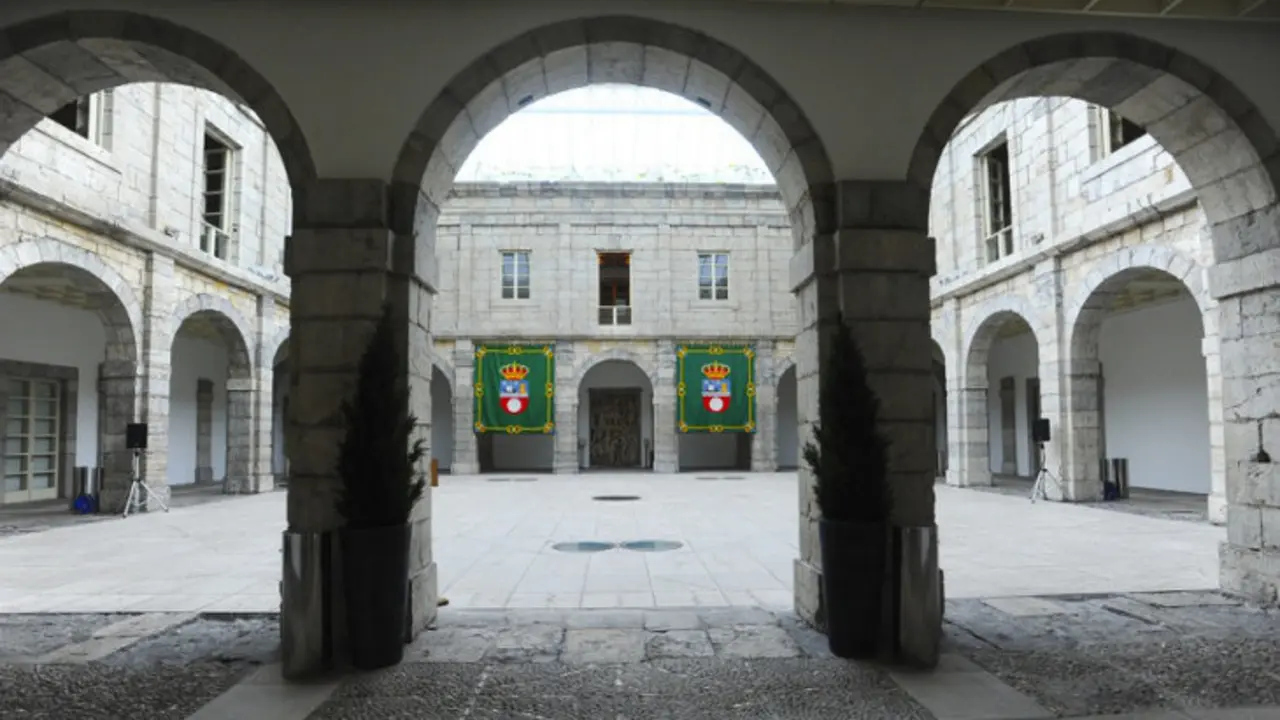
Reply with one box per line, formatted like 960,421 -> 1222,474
126,423 -> 148,450
1032,418 -> 1051,444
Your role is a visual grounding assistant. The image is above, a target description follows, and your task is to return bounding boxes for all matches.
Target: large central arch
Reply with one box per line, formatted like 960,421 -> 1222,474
391,16 -> 836,246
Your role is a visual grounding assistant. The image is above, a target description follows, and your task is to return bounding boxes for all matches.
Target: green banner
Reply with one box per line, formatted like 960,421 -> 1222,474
675,344 -> 756,433
473,344 -> 556,434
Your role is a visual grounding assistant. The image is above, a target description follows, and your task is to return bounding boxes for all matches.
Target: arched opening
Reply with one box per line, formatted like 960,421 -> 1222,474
931,340 -> 947,480
431,365 -> 454,473
577,359 -> 654,471
167,305 -> 253,494
272,338 -> 289,488
774,365 -> 798,471
961,311 -> 1041,490
1069,264 -> 1210,502
0,256 -> 139,508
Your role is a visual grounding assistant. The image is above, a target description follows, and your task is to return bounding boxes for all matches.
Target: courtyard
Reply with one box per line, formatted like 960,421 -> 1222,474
0,473 -> 1223,615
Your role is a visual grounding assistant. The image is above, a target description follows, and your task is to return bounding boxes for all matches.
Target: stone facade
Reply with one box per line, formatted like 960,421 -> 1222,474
431,182 -> 798,474
0,83 -> 291,511
928,97 -> 1223,518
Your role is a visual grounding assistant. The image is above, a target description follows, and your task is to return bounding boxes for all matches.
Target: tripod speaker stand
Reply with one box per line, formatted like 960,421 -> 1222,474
1029,418 -> 1060,503
121,423 -> 169,518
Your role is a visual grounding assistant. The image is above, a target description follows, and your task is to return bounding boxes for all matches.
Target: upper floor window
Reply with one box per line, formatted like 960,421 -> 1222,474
1091,105 -> 1147,160
598,251 -> 632,326
47,91 -> 113,149
501,250 -> 531,300
201,131 -> 236,260
698,252 -> 730,301
979,140 -> 1014,264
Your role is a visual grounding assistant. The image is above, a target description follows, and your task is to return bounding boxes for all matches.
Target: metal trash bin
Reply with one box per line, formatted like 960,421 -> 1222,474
893,525 -> 942,669
280,530 -> 332,680
69,466 -> 101,513
1111,458 -> 1130,500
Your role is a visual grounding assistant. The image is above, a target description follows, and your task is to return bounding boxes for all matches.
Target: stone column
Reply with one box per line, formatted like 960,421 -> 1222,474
1202,331 -> 1228,525
451,340 -> 478,474
947,386 -> 991,487
284,179 -> 439,667
751,342 -> 776,471
196,378 -> 214,484
1208,242 -> 1280,605
138,252 -> 175,509
653,339 -> 678,472
552,342 -> 578,473
791,182 -> 939,654
250,296 -> 285,494
96,360 -> 138,513
224,377 -> 253,493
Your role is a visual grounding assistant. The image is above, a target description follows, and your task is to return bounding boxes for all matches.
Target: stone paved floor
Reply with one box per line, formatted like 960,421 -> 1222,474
0,473 -> 1225,615
1,595 -> 1278,719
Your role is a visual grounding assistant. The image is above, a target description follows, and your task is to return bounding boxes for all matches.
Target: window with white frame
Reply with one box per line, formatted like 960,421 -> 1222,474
201,131 -> 236,260
979,140 -> 1014,264
1090,105 -> 1147,161
47,91 -> 114,148
501,250 -> 531,300
698,252 -> 730,301
3,378 -> 61,505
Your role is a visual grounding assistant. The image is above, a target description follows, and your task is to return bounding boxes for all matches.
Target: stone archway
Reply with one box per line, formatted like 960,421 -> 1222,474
164,294 -> 255,495
930,340 -> 947,479
0,10 -> 315,206
430,363 -> 454,473
0,241 -> 143,510
1064,247 -> 1216,516
957,297 -> 1046,490
774,363 -> 798,471
576,357 -> 657,471
268,330 -> 290,487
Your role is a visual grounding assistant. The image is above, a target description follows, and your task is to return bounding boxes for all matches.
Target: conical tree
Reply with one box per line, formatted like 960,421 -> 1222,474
803,314 -> 892,524
336,302 -> 425,529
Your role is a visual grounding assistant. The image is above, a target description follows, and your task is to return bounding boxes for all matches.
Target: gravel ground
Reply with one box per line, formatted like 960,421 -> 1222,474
0,662 -> 251,719
944,591 -> 1280,717
100,614 -> 279,667
0,613 -> 131,660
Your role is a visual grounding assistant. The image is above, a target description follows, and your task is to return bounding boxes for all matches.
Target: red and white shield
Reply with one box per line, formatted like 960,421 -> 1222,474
501,395 -> 528,415
702,394 -> 730,414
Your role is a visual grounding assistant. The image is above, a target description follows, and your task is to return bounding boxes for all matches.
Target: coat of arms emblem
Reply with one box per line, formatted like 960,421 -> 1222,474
700,361 -> 731,414
498,363 -> 530,415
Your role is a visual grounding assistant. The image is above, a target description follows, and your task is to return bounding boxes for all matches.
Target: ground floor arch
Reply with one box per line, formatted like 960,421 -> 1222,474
431,364 -> 454,473
271,337 -> 290,486
774,364 -> 798,471
577,359 -> 654,471
931,340 -> 947,479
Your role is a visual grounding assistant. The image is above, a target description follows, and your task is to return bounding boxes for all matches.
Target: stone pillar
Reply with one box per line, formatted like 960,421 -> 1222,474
653,339 -> 678,472
224,377 -> 253,493
451,340 -> 478,474
1027,259 -> 1088,501
553,342 -> 578,473
790,181 -> 939,650
96,361 -> 138,512
196,378 -> 214,484
947,386 -> 991,487
1208,238 -> 1280,605
138,252 -> 175,509
250,296 -> 284,494
751,342 -> 776,471
1059,361 -> 1105,501
1202,331 -> 1228,525
284,179 -> 439,667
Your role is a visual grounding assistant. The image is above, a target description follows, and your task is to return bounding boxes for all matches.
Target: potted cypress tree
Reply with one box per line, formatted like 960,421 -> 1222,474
802,313 -> 892,659
335,302 -> 426,670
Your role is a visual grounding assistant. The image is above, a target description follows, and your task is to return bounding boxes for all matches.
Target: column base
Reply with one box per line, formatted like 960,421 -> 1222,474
1208,493 -> 1228,525
793,558 -> 824,630
408,560 -> 439,638
452,459 -> 477,475
945,468 -> 993,488
654,458 -> 677,473
1221,542 -> 1280,605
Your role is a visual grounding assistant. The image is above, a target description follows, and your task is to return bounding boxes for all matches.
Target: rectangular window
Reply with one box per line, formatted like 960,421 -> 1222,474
597,251 -> 632,325
980,141 -> 1014,264
1091,105 -> 1147,159
698,252 -> 729,301
3,378 -> 61,504
47,91 -> 113,148
501,250 -> 531,300
201,132 -> 234,260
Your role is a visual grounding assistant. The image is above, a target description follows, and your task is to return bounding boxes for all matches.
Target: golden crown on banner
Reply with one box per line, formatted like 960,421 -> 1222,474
499,363 -> 530,381
701,361 -> 731,380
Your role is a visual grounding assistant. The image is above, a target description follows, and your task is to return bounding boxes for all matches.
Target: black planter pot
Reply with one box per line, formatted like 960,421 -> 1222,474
819,519 -> 887,659
341,523 -> 412,671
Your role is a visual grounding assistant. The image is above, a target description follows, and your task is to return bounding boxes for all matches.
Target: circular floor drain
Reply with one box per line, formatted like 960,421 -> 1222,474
592,495 -> 641,502
551,541 -> 617,553
620,540 -> 684,552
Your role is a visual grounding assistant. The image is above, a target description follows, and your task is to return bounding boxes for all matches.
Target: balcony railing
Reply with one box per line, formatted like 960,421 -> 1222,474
984,226 -> 1013,263
598,305 -> 632,326
200,222 -> 229,260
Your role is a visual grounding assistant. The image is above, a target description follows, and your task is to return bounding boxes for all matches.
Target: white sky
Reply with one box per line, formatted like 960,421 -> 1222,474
455,84 -> 775,185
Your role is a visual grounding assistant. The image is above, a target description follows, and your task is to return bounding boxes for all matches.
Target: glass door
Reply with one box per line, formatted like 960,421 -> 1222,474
3,379 -> 60,505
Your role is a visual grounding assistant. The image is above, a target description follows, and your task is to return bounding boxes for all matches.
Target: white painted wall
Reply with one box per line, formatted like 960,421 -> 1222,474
577,360 -> 653,469
0,292 -> 105,466
986,330 -> 1039,477
168,333 -> 229,486
776,367 -> 798,469
431,368 -> 454,471
490,435 -> 553,472
1098,295 -> 1209,494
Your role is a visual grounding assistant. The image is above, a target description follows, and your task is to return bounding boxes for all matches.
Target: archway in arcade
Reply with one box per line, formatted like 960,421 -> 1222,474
1068,263 -> 1212,512
774,365 -> 798,471
577,359 -> 655,472
271,339 -> 289,487
931,341 -> 947,480
430,364 -> 454,474
965,312 -> 1042,490
166,304 -> 254,495
0,256 -> 140,509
